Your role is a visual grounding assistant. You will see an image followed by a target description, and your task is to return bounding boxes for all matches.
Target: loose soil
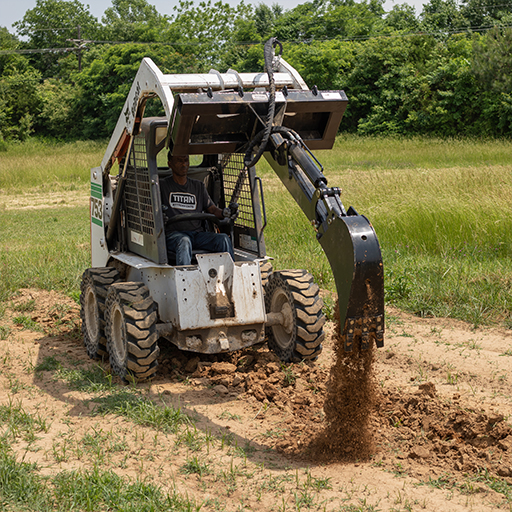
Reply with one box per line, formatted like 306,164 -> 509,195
2,288 -> 512,510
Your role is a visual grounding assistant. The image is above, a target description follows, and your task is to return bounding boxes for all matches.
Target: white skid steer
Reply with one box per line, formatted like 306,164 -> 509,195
81,38 -> 384,381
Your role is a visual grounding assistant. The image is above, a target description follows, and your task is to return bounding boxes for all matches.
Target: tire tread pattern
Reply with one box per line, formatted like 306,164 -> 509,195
80,267 -> 120,359
105,282 -> 159,382
265,269 -> 324,363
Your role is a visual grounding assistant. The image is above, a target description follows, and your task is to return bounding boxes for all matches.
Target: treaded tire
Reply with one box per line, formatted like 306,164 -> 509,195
260,260 -> 273,289
265,269 -> 325,362
105,282 -> 159,382
80,267 -> 120,359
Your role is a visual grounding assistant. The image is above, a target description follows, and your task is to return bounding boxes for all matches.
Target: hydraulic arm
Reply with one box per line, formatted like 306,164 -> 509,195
263,131 -> 384,351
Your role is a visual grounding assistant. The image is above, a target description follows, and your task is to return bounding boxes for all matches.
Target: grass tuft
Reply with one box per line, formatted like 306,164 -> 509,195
92,391 -> 192,433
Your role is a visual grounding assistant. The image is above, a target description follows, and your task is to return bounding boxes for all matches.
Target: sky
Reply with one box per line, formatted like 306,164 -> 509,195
1,0 -> 430,33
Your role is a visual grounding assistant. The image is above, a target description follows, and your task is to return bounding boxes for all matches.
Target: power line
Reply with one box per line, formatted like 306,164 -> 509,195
2,18 -> 512,57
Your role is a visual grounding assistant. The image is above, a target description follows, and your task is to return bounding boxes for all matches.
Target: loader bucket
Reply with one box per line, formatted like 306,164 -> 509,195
319,210 -> 384,351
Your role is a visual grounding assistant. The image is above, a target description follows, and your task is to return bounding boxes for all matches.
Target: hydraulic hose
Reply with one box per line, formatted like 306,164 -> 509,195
244,37 -> 283,169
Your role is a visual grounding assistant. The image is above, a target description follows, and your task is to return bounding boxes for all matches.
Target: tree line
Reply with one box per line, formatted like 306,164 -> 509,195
1,0 -> 511,142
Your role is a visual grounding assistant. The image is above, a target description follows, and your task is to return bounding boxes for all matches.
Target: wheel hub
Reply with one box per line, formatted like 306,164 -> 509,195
84,287 -> 98,340
111,304 -> 127,362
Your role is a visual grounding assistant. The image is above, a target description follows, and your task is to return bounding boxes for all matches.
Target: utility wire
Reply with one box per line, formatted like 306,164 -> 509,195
1,21 -> 512,56
9,1 -> 512,35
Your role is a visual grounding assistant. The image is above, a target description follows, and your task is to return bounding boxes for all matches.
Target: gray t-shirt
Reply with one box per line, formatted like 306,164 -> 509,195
160,176 -> 214,233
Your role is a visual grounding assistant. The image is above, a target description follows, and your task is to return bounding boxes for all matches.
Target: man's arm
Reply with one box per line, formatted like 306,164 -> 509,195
206,204 -> 224,219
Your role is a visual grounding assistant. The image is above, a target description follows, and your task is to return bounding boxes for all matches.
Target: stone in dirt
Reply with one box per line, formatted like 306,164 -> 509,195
418,382 -> 437,398
213,384 -> 229,395
211,362 -> 236,375
408,446 -> 431,459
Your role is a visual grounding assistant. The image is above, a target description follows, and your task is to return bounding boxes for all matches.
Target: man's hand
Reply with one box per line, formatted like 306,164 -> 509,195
222,203 -> 239,221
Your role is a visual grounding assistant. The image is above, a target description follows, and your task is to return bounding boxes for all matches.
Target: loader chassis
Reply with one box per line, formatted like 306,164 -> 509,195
81,46 -> 384,382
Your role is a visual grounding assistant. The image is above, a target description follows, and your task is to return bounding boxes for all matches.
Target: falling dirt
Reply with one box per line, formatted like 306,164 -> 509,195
3,288 -> 512,510
319,331 -> 378,461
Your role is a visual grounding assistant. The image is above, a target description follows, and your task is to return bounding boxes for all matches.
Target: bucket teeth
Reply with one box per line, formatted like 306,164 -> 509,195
343,315 -> 385,351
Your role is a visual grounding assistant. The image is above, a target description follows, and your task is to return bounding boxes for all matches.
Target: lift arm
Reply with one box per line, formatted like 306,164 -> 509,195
263,133 -> 384,351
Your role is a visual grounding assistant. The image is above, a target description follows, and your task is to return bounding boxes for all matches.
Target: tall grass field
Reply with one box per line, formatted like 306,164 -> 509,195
1,135 -> 511,328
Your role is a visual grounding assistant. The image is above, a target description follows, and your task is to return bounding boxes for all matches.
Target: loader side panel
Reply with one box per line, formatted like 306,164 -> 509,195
123,134 -> 167,264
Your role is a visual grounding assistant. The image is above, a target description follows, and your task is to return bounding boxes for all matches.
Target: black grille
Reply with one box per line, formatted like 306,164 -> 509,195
125,136 -> 155,235
220,153 -> 255,230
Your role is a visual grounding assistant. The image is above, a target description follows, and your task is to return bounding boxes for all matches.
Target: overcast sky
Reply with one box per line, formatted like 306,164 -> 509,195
1,0 -> 429,33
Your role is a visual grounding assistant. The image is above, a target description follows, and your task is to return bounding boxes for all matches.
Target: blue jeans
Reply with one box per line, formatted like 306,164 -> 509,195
165,231 -> 234,265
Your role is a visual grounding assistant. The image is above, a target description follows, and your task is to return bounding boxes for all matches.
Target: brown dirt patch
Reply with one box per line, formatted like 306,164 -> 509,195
1,289 -> 512,510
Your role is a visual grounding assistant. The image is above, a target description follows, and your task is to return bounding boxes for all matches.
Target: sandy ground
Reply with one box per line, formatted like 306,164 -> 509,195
2,288 -> 512,511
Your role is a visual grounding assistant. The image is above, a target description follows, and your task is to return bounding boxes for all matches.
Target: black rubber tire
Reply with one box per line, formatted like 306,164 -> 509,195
105,282 -> 159,382
260,260 -> 273,289
265,269 -> 325,362
80,267 -> 120,359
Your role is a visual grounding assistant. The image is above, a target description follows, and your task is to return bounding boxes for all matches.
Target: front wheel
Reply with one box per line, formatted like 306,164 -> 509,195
265,270 -> 325,362
105,282 -> 159,382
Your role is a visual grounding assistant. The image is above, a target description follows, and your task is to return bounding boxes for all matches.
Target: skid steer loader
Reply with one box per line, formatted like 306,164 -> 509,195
80,39 -> 384,382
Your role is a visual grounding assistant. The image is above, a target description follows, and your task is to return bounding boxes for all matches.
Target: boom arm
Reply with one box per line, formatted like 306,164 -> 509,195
263,134 -> 384,350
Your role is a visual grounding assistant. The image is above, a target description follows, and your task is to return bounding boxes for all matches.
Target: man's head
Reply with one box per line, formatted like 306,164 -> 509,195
168,153 -> 190,180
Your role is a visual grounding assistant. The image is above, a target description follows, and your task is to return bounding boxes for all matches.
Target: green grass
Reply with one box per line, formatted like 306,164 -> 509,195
0,446 -> 201,511
0,138 -> 105,190
92,390 -> 193,434
1,135 -> 512,328
0,205 -> 90,302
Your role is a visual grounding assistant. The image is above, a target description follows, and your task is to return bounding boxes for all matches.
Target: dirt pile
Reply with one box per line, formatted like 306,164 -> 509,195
312,300 -> 380,462
377,383 -> 512,478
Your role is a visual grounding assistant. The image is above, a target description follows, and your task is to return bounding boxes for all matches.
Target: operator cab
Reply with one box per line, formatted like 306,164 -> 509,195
115,117 -> 267,267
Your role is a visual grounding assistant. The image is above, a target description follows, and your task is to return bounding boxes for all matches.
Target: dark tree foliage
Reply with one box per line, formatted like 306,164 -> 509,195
74,43 -> 190,139
100,0 -> 170,42
420,0 -> 470,33
385,4 -> 421,33
473,27 -> 512,93
163,0 -> 254,70
461,0 -> 512,28
254,3 -> 284,38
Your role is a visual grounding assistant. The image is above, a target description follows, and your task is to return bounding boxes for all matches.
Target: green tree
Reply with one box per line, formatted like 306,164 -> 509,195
273,0 -> 385,41
284,39 -> 355,90
100,0 -> 170,42
473,27 -> 512,94
0,65 -> 42,140
164,0 -> 253,70
254,3 -> 284,38
36,78 -> 81,139
384,4 -> 421,32
420,0 -> 469,34
75,43 -> 190,139
473,28 -> 512,135
0,27 -> 24,76
13,0 -> 100,78
461,0 -> 512,28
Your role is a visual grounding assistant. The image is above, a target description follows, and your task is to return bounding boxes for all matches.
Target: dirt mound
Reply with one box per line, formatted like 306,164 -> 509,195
378,383 -> 512,477
7,288 -> 80,338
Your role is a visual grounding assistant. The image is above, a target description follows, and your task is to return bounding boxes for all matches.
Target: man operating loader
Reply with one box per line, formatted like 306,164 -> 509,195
161,153 -> 238,265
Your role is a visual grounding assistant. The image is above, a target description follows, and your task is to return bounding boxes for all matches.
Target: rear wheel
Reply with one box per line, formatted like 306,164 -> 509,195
80,267 -> 120,359
265,270 -> 325,362
259,260 -> 273,289
105,282 -> 159,382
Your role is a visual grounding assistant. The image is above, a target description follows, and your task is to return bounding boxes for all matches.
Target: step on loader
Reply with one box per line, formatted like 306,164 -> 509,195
80,38 -> 384,382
